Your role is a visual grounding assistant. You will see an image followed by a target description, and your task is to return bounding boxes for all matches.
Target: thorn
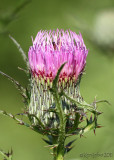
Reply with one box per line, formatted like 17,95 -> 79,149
18,122 -> 24,125
65,146 -> 72,149
18,67 -> 27,73
50,145 -> 58,149
97,112 -> 103,115
94,129 -> 96,135
80,134 -> 86,138
9,34 -> 29,68
94,95 -> 97,101
96,125 -> 103,128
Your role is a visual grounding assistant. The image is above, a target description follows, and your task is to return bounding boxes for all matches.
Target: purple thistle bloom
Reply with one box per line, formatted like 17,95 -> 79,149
28,29 -> 88,126
28,29 -> 88,83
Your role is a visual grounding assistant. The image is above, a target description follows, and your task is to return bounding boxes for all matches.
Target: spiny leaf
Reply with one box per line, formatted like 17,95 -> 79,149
0,70 -> 27,99
9,35 -> 29,67
25,88 -> 31,103
62,92 -> 91,107
18,67 -> 28,73
96,125 -> 103,128
92,99 -> 111,105
27,113 -> 45,129
47,135 -> 53,143
0,110 -> 31,128
42,138 -> 52,145
44,144 -> 58,149
67,120 -> 97,137
62,92 -> 101,114
65,139 -> 76,148
65,146 -> 73,154
80,121 -> 95,135
0,149 -> 13,160
0,110 -> 50,135
65,140 -> 76,154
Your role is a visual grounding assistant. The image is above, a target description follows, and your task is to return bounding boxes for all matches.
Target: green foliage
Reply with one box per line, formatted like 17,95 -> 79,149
0,149 -> 13,160
0,60 -> 108,159
0,37 -> 109,159
9,35 -> 29,67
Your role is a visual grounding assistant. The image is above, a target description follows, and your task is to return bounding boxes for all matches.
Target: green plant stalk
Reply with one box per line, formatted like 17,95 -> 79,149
53,91 -> 66,160
50,63 -> 67,160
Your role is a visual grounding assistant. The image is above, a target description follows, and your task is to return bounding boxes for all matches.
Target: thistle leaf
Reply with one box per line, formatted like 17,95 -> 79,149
64,146 -> 74,154
0,71 -> 27,99
64,139 -> 76,154
42,138 -> 52,145
9,35 -> 29,67
27,113 -> 45,129
47,135 -> 53,143
65,139 -> 76,148
80,120 -> 95,135
18,67 -> 28,74
0,110 -> 31,128
92,99 -> 111,105
62,92 -> 101,114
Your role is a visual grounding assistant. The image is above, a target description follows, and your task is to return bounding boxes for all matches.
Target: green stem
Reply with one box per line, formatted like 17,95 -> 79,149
53,137 -> 64,160
53,91 -> 66,160
55,153 -> 64,160
51,63 -> 67,160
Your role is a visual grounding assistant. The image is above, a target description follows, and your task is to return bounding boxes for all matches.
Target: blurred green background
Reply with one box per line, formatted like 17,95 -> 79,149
0,0 -> 114,159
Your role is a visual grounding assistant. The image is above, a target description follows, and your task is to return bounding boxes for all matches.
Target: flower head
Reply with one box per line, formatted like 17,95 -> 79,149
28,29 -> 88,126
28,29 -> 88,83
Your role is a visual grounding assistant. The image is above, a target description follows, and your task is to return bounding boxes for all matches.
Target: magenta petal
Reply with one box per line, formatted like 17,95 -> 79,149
28,29 -> 88,82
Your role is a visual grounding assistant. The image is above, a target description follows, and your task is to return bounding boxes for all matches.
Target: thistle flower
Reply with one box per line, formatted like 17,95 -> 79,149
0,30 -> 106,160
28,29 -> 88,126
28,29 -> 88,82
